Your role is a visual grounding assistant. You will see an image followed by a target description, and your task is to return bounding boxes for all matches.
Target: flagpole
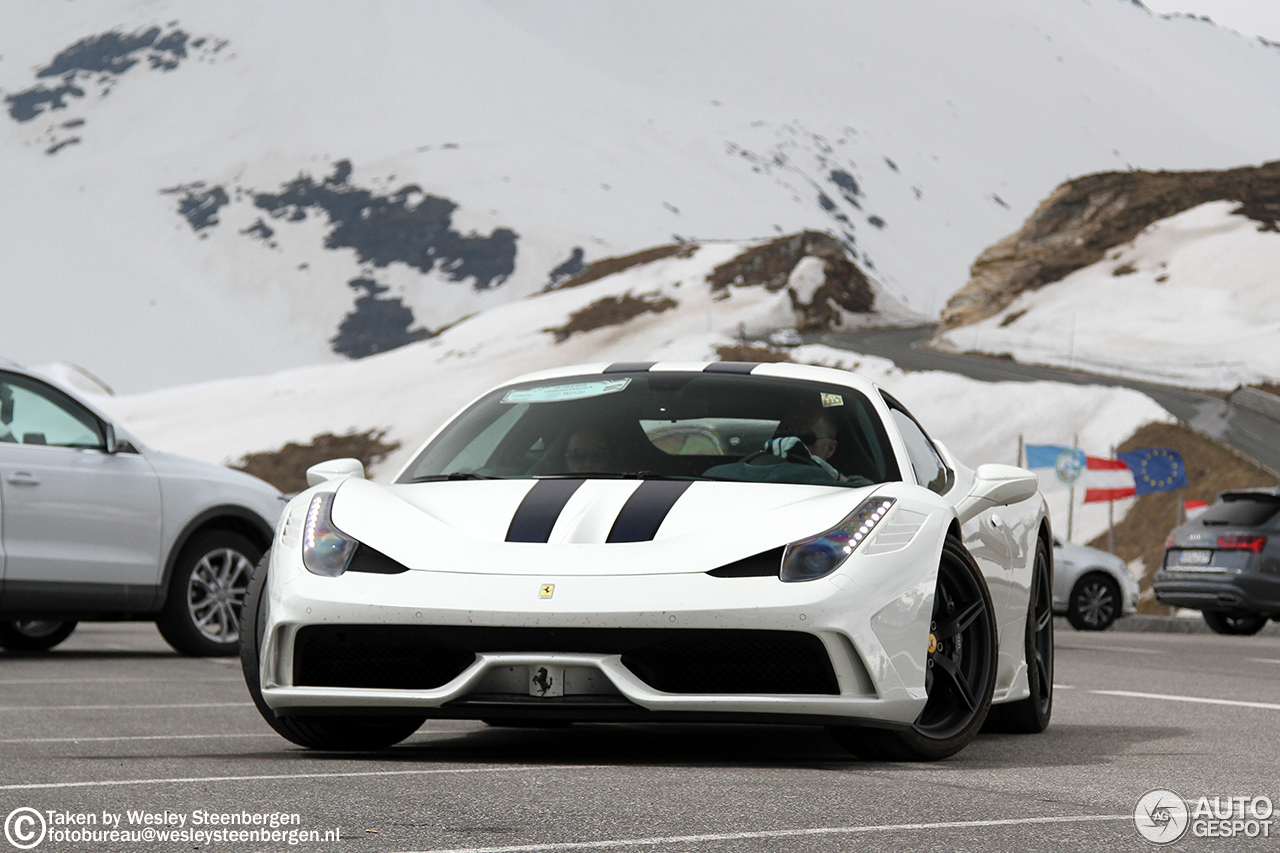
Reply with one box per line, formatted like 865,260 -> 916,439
1107,444 -> 1115,555
1068,433 -> 1077,542
1017,434 -> 1024,467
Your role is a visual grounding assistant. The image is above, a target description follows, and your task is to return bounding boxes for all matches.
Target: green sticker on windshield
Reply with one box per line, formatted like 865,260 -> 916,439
501,378 -> 631,404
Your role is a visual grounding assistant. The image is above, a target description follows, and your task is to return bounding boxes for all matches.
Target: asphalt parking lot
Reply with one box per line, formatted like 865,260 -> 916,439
2,621 -> 1278,853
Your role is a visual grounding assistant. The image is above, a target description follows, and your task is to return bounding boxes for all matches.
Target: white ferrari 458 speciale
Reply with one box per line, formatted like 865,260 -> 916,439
242,361 -> 1053,760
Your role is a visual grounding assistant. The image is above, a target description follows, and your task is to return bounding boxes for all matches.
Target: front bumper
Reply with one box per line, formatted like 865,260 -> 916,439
256,547 -> 939,728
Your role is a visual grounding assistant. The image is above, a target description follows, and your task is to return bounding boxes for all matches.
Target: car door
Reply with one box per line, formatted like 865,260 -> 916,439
0,371 -> 162,611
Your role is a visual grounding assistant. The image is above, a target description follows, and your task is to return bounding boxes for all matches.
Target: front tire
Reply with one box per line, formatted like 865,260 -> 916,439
157,531 -> 261,656
985,538 -> 1053,733
1202,611 -> 1268,636
830,534 -> 997,761
1066,573 -> 1120,631
240,552 -> 426,750
0,620 -> 78,652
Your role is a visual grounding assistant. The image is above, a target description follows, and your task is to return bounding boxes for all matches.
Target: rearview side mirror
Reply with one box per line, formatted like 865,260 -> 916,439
954,463 -> 1039,525
306,458 -> 367,487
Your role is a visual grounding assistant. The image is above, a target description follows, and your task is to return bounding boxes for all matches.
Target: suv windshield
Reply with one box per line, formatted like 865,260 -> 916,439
398,372 -> 900,488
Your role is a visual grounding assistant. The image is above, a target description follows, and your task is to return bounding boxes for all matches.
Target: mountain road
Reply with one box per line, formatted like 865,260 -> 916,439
820,325 -> 1280,476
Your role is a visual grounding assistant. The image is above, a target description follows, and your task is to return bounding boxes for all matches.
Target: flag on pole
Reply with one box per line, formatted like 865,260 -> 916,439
1117,448 -> 1188,494
1025,444 -> 1070,468
1083,456 -> 1135,503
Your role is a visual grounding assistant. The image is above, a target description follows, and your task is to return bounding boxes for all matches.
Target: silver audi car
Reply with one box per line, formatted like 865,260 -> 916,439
0,360 -> 283,655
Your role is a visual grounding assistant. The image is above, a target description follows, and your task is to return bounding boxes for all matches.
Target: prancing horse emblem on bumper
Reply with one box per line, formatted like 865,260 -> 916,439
539,584 -> 554,599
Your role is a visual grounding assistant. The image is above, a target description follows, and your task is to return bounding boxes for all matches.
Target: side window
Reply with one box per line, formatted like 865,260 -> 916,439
885,402 -> 952,495
0,373 -> 103,450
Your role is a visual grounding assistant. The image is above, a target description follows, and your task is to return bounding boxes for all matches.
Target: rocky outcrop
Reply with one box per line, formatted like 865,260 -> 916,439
939,161 -> 1280,329
709,230 -> 875,331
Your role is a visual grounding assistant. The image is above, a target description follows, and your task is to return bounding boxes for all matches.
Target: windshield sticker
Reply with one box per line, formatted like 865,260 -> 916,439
501,378 -> 631,404
820,393 -> 844,408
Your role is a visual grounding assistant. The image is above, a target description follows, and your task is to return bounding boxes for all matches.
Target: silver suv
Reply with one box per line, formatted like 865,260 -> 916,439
0,362 -> 283,655
1156,488 -> 1280,635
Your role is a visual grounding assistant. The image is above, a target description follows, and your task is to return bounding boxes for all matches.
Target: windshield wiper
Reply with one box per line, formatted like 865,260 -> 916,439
409,472 -> 502,482
535,471 -> 693,481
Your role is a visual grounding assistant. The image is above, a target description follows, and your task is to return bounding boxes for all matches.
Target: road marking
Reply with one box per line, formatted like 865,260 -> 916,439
1052,684 -> 1075,690
398,815 -> 1133,853
1058,644 -> 1163,655
1247,658 -> 1280,665
0,702 -> 251,711
1092,689 -> 1280,710
0,677 -> 241,685
0,766 -> 593,792
0,733 -> 277,744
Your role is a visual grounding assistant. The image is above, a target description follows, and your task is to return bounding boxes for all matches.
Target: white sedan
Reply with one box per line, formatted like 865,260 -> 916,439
242,362 -> 1053,760
0,361 -> 283,655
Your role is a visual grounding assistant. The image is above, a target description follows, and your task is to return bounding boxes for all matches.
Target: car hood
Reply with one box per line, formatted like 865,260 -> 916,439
326,477 -> 900,576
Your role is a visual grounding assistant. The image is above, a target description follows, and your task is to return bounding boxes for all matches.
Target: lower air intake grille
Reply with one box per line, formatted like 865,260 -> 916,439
293,626 -> 477,690
291,626 -> 838,694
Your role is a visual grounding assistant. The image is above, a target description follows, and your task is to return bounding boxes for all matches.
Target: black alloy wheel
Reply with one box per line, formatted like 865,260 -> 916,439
830,534 -> 997,761
240,552 -> 427,751
1202,611 -> 1268,636
1066,573 -> 1120,631
985,538 -> 1053,733
0,620 -> 78,652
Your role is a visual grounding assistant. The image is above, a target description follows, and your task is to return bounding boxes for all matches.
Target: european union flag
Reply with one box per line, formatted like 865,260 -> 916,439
1117,448 -> 1187,494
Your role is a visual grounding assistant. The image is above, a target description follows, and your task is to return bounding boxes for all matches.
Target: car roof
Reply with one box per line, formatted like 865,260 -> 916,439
1220,487 -> 1280,501
497,361 -> 883,397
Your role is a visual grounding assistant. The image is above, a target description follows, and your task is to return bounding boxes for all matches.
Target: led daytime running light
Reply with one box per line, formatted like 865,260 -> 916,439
780,496 -> 896,582
302,492 -> 358,576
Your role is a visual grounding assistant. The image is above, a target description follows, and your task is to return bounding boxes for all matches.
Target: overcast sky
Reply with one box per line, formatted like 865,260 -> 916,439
1140,0 -> 1280,42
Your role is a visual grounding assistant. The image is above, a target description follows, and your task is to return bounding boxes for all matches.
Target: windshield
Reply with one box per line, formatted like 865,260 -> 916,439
398,371 -> 901,488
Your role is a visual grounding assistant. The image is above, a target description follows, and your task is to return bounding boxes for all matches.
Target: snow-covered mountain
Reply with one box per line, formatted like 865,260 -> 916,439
4,0 -> 1280,392
936,199 -> 1280,389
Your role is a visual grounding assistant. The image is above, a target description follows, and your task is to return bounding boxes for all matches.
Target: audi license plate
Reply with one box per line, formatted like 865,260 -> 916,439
1177,549 -> 1212,566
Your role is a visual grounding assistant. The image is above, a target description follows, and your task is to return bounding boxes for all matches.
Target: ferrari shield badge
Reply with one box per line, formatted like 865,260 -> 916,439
539,584 -> 555,599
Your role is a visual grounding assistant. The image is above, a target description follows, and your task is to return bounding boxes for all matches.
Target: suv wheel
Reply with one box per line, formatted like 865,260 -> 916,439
1202,611 -> 1268,636
157,531 -> 261,656
0,620 -> 78,652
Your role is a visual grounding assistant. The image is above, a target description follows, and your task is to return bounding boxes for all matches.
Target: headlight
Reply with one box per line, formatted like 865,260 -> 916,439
302,492 -> 357,576
780,496 -> 896,582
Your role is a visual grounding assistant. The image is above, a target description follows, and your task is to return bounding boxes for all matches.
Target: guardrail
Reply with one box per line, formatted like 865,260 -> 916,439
1232,387 -> 1280,423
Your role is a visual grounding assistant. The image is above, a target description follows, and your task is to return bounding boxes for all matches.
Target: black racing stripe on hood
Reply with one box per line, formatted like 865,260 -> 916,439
606,480 -> 693,543
703,362 -> 758,374
506,479 -> 586,542
603,362 -> 654,373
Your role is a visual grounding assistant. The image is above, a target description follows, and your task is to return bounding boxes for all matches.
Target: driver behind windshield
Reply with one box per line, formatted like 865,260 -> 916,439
766,408 -> 841,480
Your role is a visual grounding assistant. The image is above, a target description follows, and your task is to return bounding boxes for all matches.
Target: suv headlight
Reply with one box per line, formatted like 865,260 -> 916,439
781,496 -> 895,582
302,492 -> 357,576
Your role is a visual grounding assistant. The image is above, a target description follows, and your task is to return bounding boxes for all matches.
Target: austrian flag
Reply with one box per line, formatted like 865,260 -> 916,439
1083,456 -> 1135,503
